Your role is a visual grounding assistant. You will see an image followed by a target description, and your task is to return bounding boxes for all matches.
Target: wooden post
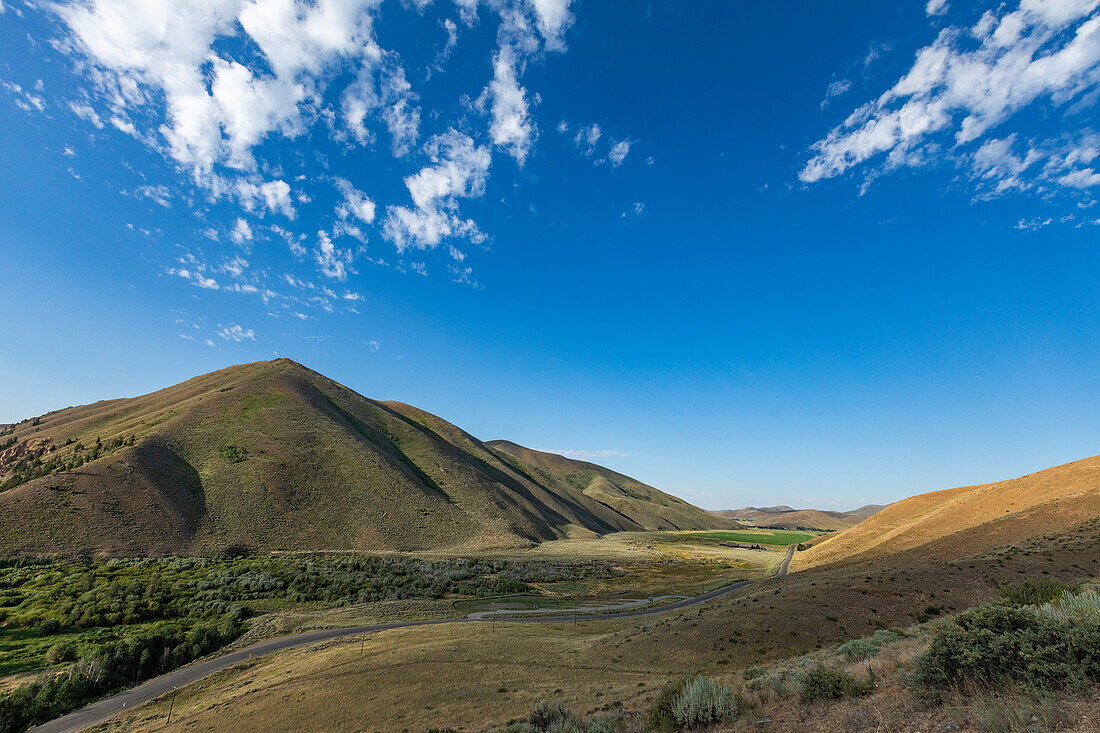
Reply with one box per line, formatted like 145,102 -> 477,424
166,686 -> 178,726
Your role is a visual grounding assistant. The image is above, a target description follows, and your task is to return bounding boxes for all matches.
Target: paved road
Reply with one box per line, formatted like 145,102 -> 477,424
467,594 -> 686,619
777,544 -> 796,576
31,570 -> 779,733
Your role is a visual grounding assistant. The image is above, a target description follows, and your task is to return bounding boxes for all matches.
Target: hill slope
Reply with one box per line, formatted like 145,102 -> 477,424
798,455 -> 1100,569
712,505 -> 885,531
484,440 -> 733,533
0,359 -> 730,556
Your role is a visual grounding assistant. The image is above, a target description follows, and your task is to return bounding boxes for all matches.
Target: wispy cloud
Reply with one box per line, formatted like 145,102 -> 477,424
802,0 -> 1100,212
543,449 -> 635,460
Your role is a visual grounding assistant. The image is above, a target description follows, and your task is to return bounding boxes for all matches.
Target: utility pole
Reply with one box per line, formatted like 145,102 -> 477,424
166,686 -> 178,726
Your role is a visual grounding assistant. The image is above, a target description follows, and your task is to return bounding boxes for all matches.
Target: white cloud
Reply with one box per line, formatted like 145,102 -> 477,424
574,123 -> 600,155
235,178 -> 295,218
69,101 -> 103,128
218,324 -> 256,341
2,81 -> 46,113
542,449 -> 633,460
341,53 -> 420,156
529,0 -> 574,49
382,129 -> 491,252
315,229 -> 353,280
230,217 -> 253,245
485,48 -> 534,164
55,0 -> 382,187
223,255 -> 248,277
821,78 -> 852,108
271,224 -> 307,257
169,267 -> 220,289
926,0 -> 950,16
607,139 -> 631,167
109,114 -> 138,136
802,0 -> 1100,203
133,184 -> 171,206
335,178 -> 376,224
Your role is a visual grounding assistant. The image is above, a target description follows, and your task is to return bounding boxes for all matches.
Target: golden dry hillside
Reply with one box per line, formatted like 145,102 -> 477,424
798,454 -> 1100,569
0,359 -> 730,556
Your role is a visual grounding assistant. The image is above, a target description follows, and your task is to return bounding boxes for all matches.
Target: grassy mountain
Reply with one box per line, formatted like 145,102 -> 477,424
798,454 -> 1100,569
0,359 -> 729,556
484,440 -> 734,532
712,505 -> 885,531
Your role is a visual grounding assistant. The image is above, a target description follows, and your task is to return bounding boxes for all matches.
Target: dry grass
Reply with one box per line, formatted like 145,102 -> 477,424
800,453 -> 1100,570
87,621 -> 665,733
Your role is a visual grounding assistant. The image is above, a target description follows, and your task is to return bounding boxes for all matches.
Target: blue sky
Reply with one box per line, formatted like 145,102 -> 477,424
3,0 -> 1100,510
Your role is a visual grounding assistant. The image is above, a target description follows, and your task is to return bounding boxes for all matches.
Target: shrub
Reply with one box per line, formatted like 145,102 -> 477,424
645,678 -> 686,732
797,666 -> 872,703
499,700 -> 617,733
1037,587 -> 1100,624
912,599 -> 1100,693
218,445 -> 248,463
998,579 -> 1074,607
668,676 -> 741,729
837,638 -> 879,661
45,642 -> 76,664
871,629 -> 901,646
743,666 -> 766,680
36,619 -> 61,635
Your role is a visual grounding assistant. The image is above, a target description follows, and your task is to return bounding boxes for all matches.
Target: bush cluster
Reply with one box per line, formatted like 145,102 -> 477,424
646,676 -> 741,731
0,555 -> 621,633
495,699 -> 618,733
913,589 -> 1100,694
796,666 -> 873,703
0,612 -> 244,732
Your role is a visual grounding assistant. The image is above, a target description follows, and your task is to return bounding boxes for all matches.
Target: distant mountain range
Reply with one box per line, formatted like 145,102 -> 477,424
0,359 -> 732,556
712,504 -> 886,531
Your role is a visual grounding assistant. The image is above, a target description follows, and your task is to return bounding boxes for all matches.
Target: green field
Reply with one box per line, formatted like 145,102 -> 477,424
678,529 -> 816,545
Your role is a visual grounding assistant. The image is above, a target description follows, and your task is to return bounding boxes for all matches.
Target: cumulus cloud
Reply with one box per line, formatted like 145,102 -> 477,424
335,178 -> 376,224
485,48 -> 534,164
218,323 -> 256,341
574,123 -> 601,155
529,0 -> 574,49
341,53 -> 420,156
315,229 -> 353,280
382,129 -> 491,251
230,217 -> 253,245
926,0 -> 950,16
56,0 -> 380,186
607,139 -> 631,167
801,0 -> 1100,203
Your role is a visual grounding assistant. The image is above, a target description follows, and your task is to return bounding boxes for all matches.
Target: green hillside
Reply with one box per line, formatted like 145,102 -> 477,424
0,359 -> 729,556
484,440 -> 734,533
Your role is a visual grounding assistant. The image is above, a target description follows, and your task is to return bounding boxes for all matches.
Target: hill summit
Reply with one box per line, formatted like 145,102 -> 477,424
0,359 -> 731,555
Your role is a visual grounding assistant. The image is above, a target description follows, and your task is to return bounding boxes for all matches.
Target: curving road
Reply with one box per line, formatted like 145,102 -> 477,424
777,544 -> 796,576
31,556 -> 801,733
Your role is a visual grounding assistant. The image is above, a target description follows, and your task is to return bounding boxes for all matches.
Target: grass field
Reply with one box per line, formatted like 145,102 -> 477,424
676,529 -> 818,545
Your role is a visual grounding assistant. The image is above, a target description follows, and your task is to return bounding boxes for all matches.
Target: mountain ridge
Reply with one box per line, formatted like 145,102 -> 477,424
711,504 -> 887,531
0,359 -> 731,556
